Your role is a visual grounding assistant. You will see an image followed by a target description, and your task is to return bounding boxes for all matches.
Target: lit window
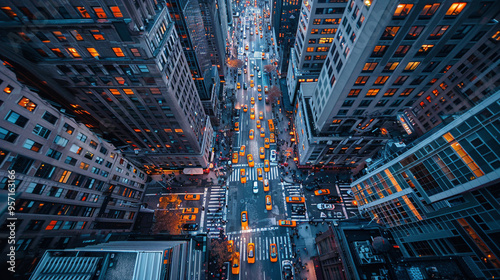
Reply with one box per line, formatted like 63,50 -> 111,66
52,31 -> 67,42
354,76 -> 369,85
87,48 -> 99,57
384,89 -> 397,96
123,89 -> 134,95
362,62 -> 378,72
110,6 -> 123,17
373,76 -> 389,85
18,32 -> 31,42
23,139 -> 42,152
420,3 -> 440,17
306,47 -> 314,52
311,29 -> 319,34
130,48 -> 141,57
67,48 -> 81,58
51,48 -> 65,58
446,3 -> 466,16
366,89 -> 380,97
417,44 -> 434,55
348,89 -> 361,97
70,30 -> 83,41
90,30 -> 105,40
428,26 -> 449,39
92,7 -> 106,18
400,88 -> 414,96
381,26 -> 400,39
491,31 -> 500,41
112,47 -> 125,57
1,6 -> 17,19
394,45 -> 411,57
383,62 -> 399,72
406,26 -> 425,39
371,45 -> 387,57
76,6 -> 91,18
404,62 -> 420,71
393,4 -> 413,17
175,129 -> 184,133
18,97 -> 37,112
4,85 -> 14,94
109,89 -> 120,95
313,19 -> 321,25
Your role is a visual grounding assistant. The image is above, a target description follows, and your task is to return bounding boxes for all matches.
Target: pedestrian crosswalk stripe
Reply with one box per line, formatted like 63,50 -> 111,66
229,166 -> 281,182
228,234 -> 292,262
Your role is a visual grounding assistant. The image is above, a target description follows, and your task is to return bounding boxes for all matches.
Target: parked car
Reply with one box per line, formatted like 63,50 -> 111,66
323,195 -> 342,203
317,203 -> 335,210
181,223 -> 199,231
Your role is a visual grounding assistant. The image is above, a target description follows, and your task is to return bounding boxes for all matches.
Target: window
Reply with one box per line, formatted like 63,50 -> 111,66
4,85 -> 14,94
319,38 -> 334,44
89,140 -> 98,149
420,3 -> 440,18
394,45 -> 411,57
70,144 -> 83,155
393,76 -> 409,85
404,62 -> 421,71
362,62 -> 378,72
406,26 -> 424,39
374,76 -> 389,85
316,47 -> 329,52
95,156 -> 104,164
384,89 -> 397,96
100,147 -> 108,155
400,88 -> 414,96
53,135 -> 68,147
34,163 -> 55,179
77,132 -> 87,143
323,18 -> 341,24
87,48 -> 99,57
46,149 -> 62,160
33,124 -> 51,139
50,48 -> 65,58
90,30 -> 105,40
65,156 -> 77,166
354,76 -> 369,85
52,31 -> 67,42
47,187 -> 63,197
393,4 -> 413,17
5,111 -> 29,128
417,44 -> 434,56
67,48 -> 81,58
371,45 -> 387,57
42,111 -> 57,124
383,62 -> 399,72
428,26 -> 449,39
112,48 -> 125,57
84,151 -> 94,160
342,100 -> 354,107
321,28 -> 337,34
0,127 -> 19,143
304,56 -> 311,61
59,170 -> 72,183
63,123 -> 74,134
110,6 -> 123,17
70,30 -> 83,41
313,19 -> 321,25
138,65 -> 149,73
359,100 -> 372,107
446,3 -> 467,16
76,6 -> 90,18
1,6 -> 18,19
92,7 -> 106,18
79,162 -> 90,170
452,25 -> 472,39
366,89 -> 380,97
130,48 -> 141,57
348,89 -> 361,97
381,26 -> 400,39
306,47 -> 314,52
311,29 -> 318,34
18,97 -> 37,112
23,139 -> 42,152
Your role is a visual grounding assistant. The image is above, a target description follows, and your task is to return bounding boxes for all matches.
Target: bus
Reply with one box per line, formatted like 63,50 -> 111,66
267,119 -> 275,133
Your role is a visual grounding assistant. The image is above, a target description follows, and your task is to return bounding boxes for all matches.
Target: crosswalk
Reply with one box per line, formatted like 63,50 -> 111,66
205,185 -> 227,236
282,183 -> 309,220
228,234 -> 293,262
229,166 -> 280,181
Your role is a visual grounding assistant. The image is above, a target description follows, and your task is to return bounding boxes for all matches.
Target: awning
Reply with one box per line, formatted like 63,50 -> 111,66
183,168 -> 204,175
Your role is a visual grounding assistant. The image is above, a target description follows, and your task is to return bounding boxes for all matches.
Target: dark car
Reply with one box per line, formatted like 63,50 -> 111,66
243,83 -> 248,90
323,195 -> 342,203
291,205 -> 306,214
182,223 -> 199,231
304,183 -> 320,191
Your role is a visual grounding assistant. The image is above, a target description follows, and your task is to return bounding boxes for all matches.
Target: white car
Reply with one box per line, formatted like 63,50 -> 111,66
347,190 -> 354,197
317,203 -> 335,210
270,150 -> 277,162
253,181 -> 259,194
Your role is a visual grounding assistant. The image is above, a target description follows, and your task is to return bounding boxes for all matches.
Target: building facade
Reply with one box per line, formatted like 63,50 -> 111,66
0,0 -> 213,172
0,63 -> 147,277
296,0 -> 500,170
352,92 -> 500,279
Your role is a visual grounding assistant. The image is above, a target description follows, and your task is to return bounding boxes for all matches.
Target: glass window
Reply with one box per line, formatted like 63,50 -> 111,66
3,85 -> 14,94
348,89 -> 361,97
92,7 -> 106,18
0,126 -> 19,143
33,124 -> 51,139
5,111 -> 29,128
446,3 -> 467,16
23,139 -> 43,152
63,123 -> 74,134
406,26 -> 425,39
87,48 -> 99,57
394,45 -> 411,57
52,31 -> 67,42
404,62 -> 421,71
393,4 -> 413,17
42,111 -> 57,124
384,89 -> 397,96
50,48 -> 65,58
366,89 -> 380,97
362,62 -> 378,72
67,48 -> 81,58
77,132 -> 87,143
64,156 -> 77,166
58,170 -> 72,183
110,6 -> 123,17
130,48 -> 141,57
46,149 -> 62,160
76,6 -> 90,18
90,30 -> 105,40
373,76 -> 389,85
53,135 -> 69,147
381,26 -> 400,39
383,62 -> 399,72
17,97 -> 37,112
420,3 -> 440,17
417,44 -> 434,56
112,48 -> 125,57
70,30 -> 83,41
428,26 -> 449,39
70,144 -> 83,155
354,76 -> 369,85
371,45 -> 387,57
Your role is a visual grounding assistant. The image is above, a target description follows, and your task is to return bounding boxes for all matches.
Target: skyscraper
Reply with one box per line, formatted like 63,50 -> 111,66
0,1 -> 213,173
351,92 -> 500,279
0,62 -> 147,277
294,0 -> 500,170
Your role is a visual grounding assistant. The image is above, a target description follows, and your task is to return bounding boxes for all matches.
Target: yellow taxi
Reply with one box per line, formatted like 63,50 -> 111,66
250,72 -> 254,77
259,147 -> 265,159
243,105 -> 248,112
250,80 -> 255,87
247,243 -> 255,263
239,145 -> 246,156
241,211 -> 248,230
182,215 -> 196,221
265,195 -> 272,210
259,26 -> 262,31
234,122 -> 239,132
269,243 -> 277,262
264,160 -> 270,172
270,133 -> 275,143
245,44 -> 249,50
237,82 -> 241,89
256,119 -> 261,129
257,85 -> 262,92
258,93 -> 262,100
262,52 -> 265,59
250,108 -> 255,119
250,97 -> 255,104
257,168 -> 263,181
259,111 -> 263,120
263,179 -> 270,192
278,220 -> 297,227
185,194 -> 200,200
314,189 -> 331,196
232,152 -> 238,164
228,240 -> 234,253
260,127 -> 265,137
264,138 -> 270,148
249,129 -> 254,140
286,196 -> 305,203
260,34 -> 263,39
240,169 -> 247,184
247,154 -> 254,167
264,86 -> 268,93
182,208 -> 199,214
232,252 -> 240,274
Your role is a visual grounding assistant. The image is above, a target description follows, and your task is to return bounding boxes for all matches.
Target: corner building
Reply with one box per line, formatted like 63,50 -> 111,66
0,0 -> 213,172
0,63 -> 147,278
296,0 -> 500,169
351,92 -> 500,279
